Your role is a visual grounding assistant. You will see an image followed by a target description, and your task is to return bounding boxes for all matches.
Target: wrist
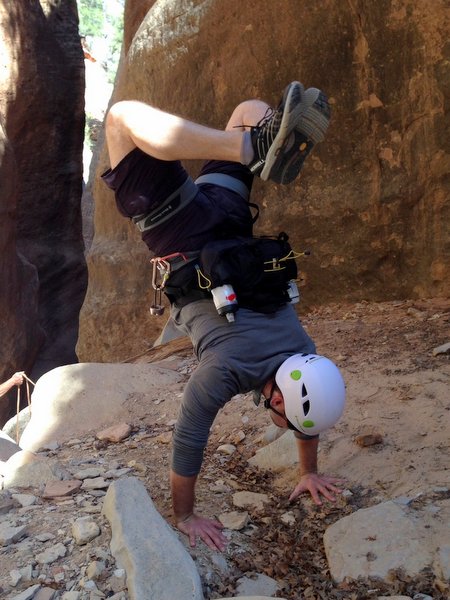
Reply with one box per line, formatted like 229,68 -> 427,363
300,470 -> 317,478
175,512 -> 194,524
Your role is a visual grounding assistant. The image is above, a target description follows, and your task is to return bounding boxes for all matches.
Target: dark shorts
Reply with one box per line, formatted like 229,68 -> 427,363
101,148 -> 255,256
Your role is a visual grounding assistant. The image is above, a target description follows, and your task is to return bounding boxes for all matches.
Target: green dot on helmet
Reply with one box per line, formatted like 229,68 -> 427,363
303,420 -> 315,428
290,369 -> 302,380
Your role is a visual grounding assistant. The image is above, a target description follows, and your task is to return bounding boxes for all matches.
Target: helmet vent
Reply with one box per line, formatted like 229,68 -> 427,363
301,383 -> 308,397
303,400 -> 310,415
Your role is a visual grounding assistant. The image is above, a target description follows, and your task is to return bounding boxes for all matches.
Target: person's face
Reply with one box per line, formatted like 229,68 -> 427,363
261,378 -> 290,429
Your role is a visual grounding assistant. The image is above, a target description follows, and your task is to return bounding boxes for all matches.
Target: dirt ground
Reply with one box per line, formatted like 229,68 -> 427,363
123,297 -> 449,599
3,298 -> 449,599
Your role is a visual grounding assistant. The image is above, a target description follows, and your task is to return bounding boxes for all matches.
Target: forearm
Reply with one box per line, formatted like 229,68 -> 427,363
296,436 -> 319,476
0,378 -> 14,398
170,470 -> 198,521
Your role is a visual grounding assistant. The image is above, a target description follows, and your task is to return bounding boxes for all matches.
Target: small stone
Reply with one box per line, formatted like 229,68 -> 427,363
280,511 -> 296,525
11,493 -> 37,507
35,542 -> 67,565
96,423 -> 132,443
127,460 -> 147,474
67,438 -> 83,446
72,516 -> 101,545
377,597 -> 412,600
10,568 -> 22,586
61,591 -> 81,599
114,569 -> 126,577
154,431 -> 172,444
432,342 -> 450,356
218,510 -> 249,530
354,433 -> 383,447
0,494 -> 18,515
104,467 -> 132,478
19,564 -> 33,582
233,490 -> 270,511
86,560 -> 106,580
217,444 -> 236,455
0,522 -> 28,545
230,430 -> 246,444
209,480 -> 231,493
9,584 -> 41,600
73,467 -> 105,480
81,579 -> 99,591
42,480 -> 82,498
34,587 -> 57,599
81,477 -> 110,491
36,532 -> 56,542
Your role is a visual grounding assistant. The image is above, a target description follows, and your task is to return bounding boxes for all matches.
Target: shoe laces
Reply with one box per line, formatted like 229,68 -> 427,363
233,106 -> 275,132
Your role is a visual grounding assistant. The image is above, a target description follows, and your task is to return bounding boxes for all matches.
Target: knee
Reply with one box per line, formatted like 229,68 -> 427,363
105,101 -> 132,131
226,99 -> 270,130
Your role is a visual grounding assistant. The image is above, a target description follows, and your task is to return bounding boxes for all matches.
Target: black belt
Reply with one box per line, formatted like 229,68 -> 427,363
170,288 -> 211,308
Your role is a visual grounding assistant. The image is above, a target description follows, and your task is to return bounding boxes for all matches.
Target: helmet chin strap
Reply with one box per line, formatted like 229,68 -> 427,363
264,398 -> 301,433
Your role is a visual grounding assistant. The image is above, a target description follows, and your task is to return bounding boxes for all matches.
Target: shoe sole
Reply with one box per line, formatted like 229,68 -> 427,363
266,87 -> 331,184
296,88 -> 330,143
259,81 -> 304,182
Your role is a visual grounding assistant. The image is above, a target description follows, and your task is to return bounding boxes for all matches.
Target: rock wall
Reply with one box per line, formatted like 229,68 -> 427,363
78,0 -> 449,362
0,0 -> 87,422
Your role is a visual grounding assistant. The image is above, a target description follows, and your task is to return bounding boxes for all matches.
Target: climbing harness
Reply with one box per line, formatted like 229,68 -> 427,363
149,233 -> 309,319
132,178 -> 199,233
149,251 -> 200,315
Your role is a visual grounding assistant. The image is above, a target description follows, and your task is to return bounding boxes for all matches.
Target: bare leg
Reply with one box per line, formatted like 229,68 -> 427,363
105,82 -> 330,184
105,99 -> 270,169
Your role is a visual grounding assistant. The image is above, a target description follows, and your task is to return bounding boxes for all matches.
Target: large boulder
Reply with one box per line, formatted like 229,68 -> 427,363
78,0 -> 449,363
0,0 -> 87,421
324,496 -> 450,583
18,362 -> 183,451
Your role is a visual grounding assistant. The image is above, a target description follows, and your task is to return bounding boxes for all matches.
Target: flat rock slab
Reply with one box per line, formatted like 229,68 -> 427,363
324,497 -> 450,582
102,476 -> 204,600
42,480 -> 82,498
0,429 -> 21,462
2,451 -> 70,489
232,491 -> 270,511
248,430 -> 298,471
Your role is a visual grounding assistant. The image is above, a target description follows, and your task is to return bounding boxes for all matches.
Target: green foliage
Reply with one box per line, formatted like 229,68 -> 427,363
77,0 -> 124,81
77,0 -> 105,38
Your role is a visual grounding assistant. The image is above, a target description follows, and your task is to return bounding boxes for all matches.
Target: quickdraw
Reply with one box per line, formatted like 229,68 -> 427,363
149,252 -> 189,315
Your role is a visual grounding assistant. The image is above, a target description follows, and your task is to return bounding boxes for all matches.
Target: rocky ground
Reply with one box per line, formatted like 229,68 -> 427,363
0,298 -> 449,599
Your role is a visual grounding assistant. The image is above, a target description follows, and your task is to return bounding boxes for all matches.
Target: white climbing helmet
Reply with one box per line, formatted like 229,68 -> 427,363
275,353 -> 346,436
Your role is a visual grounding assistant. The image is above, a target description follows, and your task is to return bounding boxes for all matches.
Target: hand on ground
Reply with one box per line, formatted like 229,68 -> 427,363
289,472 -> 346,505
176,513 -> 227,552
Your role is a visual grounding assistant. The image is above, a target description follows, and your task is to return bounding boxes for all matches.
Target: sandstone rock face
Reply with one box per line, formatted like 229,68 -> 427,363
0,0 -> 87,420
78,0 -> 449,362
0,120 -> 42,425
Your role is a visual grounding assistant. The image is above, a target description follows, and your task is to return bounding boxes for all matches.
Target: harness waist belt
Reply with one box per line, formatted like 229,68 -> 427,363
195,173 -> 250,200
132,177 -> 198,233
